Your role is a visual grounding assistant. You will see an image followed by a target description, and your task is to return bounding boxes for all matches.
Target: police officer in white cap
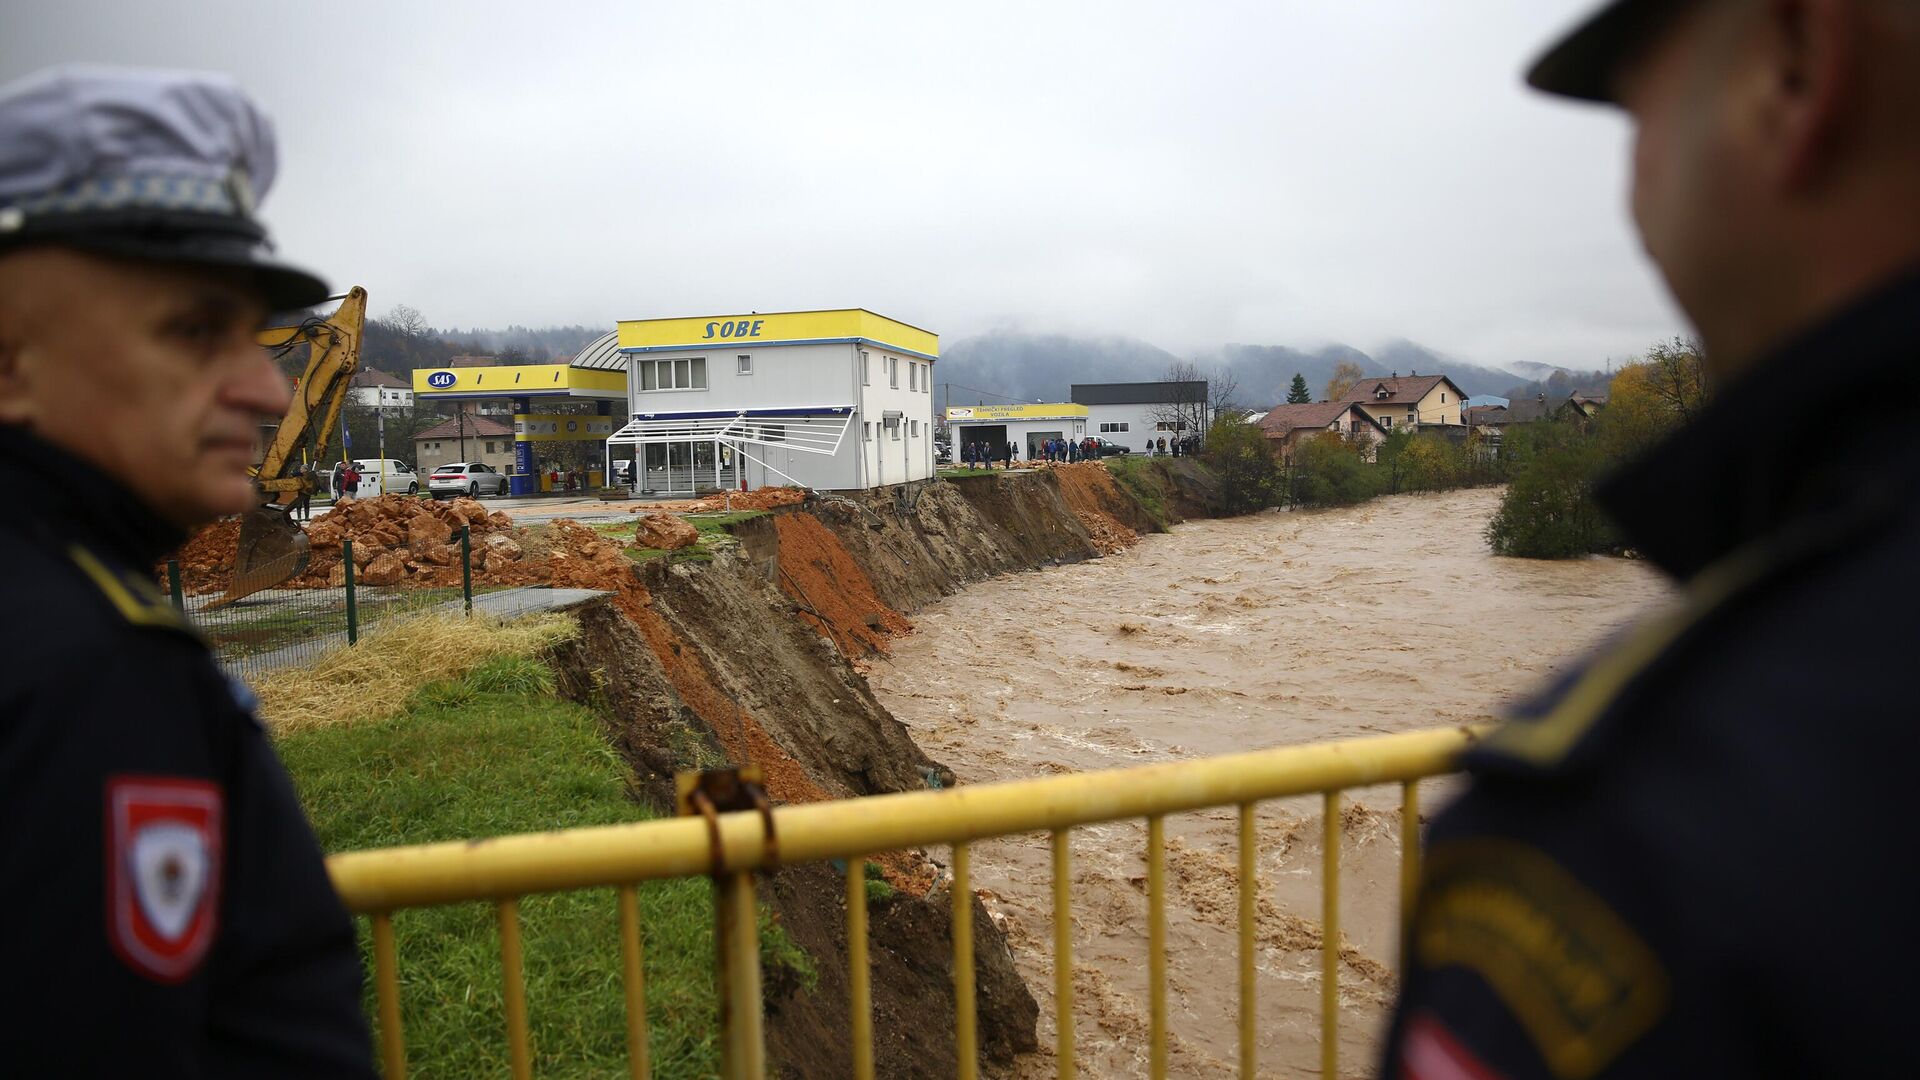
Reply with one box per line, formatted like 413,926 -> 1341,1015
1387,3 -> 1920,1076
0,67 -> 374,1075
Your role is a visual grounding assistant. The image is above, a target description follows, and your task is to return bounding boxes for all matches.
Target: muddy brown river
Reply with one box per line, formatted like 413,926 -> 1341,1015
867,487 -> 1672,1078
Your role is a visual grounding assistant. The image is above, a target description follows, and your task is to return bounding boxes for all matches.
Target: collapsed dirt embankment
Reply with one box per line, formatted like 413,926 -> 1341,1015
179,461 -> 1219,1075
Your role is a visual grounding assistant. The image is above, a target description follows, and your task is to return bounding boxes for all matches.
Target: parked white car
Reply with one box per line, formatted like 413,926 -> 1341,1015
428,462 -> 510,499
340,458 -> 419,497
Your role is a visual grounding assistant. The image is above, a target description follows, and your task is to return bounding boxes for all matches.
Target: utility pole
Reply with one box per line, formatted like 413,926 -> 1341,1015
376,394 -> 387,495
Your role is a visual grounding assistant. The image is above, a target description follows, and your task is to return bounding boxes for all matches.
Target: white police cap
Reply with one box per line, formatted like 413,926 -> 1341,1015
0,65 -> 328,310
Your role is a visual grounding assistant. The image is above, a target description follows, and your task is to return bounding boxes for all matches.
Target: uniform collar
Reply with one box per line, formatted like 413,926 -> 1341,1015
0,425 -> 186,569
1598,263 -> 1920,582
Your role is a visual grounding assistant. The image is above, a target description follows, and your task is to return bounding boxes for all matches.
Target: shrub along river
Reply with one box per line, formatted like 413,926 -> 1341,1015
868,487 -> 1671,1078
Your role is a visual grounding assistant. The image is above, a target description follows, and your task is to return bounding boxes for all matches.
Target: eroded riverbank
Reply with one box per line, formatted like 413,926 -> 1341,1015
868,487 -> 1671,1077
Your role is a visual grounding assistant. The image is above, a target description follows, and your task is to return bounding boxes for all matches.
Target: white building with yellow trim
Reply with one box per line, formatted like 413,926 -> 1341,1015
606,309 -> 937,493
945,403 -> 1089,461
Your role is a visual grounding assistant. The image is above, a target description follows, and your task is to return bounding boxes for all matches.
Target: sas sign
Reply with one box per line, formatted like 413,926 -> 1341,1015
703,319 -> 765,340
426,371 -> 457,389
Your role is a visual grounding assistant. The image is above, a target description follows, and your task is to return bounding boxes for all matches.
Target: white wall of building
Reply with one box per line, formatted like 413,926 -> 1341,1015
622,340 -> 934,490
348,386 -> 414,408
1083,404 -> 1163,448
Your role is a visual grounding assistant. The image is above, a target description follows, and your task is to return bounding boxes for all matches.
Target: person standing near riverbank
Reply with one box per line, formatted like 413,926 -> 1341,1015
1386,3 -> 1920,1076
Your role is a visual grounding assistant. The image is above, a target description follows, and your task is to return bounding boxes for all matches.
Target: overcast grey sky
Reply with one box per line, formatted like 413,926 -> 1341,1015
3,0 -> 1685,373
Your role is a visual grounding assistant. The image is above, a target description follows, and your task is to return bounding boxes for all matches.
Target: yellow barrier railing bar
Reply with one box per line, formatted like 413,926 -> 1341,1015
616,884 -> 650,1080
1147,814 -> 1168,1079
328,727 -> 1479,1080
1400,778 -> 1421,957
330,728 -> 1474,910
845,860 -> 874,1080
1320,791 -> 1342,1080
717,870 -> 764,1079
953,842 -> 977,1080
1237,803 -> 1256,1078
498,899 -> 533,1080
370,911 -> 406,1080
1052,829 -> 1074,1080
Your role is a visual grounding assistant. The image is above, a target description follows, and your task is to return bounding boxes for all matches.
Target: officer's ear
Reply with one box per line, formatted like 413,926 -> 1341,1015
1752,0 -> 1863,195
0,273 -> 27,425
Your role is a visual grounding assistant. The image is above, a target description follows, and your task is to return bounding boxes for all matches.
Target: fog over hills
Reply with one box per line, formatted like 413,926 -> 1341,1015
936,332 -> 1525,409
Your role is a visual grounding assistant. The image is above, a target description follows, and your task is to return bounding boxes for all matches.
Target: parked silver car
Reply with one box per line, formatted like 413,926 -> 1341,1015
428,462 -> 509,498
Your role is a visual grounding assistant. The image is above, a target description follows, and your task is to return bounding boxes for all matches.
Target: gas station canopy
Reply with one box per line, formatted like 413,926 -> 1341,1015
410,362 -> 625,401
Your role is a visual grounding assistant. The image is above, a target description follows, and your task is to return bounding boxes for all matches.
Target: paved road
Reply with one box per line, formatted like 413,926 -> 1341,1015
218,586 -> 610,679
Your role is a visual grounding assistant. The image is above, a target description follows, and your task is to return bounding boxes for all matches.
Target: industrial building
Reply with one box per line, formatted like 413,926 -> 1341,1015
1071,381 -> 1209,445
606,309 -> 937,493
945,403 -> 1089,461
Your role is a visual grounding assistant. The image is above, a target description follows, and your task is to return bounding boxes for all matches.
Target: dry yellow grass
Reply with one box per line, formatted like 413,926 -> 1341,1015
255,610 -> 578,733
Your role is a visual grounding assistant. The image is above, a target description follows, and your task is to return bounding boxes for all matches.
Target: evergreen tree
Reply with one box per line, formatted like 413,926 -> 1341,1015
1286,373 -> 1312,404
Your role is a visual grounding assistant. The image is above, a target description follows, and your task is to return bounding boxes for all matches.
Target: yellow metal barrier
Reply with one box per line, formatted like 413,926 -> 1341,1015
328,725 -> 1479,1079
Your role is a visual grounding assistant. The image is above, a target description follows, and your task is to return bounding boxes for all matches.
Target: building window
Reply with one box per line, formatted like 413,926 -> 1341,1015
1440,392 -> 1447,403
860,350 -> 870,385
761,424 -> 786,443
889,421 -> 900,440
909,363 -> 917,391
640,357 -> 707,391
737,354 -> 752,375
910,419 -> 919,437
1383,416 -> 1393,428
889,357 -> 899,389
863,422 -> 873,441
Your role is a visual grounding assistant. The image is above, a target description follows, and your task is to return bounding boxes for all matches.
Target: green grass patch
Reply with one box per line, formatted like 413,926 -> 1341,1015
1103,456 -> 1173,528
276,651 -> 804,1078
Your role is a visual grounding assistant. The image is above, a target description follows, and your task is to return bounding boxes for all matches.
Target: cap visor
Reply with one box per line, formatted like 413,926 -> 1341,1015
1525,0 -> 1666,104
51,230 -> 332,312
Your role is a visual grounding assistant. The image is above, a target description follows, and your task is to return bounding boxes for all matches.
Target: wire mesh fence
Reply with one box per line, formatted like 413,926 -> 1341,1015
164,530 -> 477,684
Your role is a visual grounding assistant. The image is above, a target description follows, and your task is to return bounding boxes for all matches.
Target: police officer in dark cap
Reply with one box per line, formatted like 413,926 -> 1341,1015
0,67 -> 374,1075
1386,2 -> 1920,1076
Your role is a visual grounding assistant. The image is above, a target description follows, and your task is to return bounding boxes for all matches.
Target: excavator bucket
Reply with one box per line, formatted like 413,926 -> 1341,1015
208,504 -> 311,609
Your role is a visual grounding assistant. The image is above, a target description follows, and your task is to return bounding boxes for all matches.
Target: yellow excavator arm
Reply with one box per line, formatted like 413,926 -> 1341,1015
256,284 -> 367,501
211,286 -> 368,607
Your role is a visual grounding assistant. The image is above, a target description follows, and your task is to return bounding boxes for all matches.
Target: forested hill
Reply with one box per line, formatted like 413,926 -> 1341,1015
354,312 -> 606,379
938,331 -> 1525,408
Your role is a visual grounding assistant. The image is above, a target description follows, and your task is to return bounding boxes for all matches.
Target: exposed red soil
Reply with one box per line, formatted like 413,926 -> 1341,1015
772,512 -> 913,656
607,581 -> 831,806
1046,462 -> 1142,555
164,497 -> 643,595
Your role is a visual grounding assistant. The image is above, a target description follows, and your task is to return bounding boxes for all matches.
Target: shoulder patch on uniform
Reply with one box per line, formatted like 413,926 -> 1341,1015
1413,840 -> 1667,1080
105,775 -> 223,983
68,544 -> 200,637
1479,541 -> 1783,771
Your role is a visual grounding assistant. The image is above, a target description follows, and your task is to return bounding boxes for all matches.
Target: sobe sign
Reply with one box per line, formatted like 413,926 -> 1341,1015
702,319 -> 765,340
425,371 -> 457,388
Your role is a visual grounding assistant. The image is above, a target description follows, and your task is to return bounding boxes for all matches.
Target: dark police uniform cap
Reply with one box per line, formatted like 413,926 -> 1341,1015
0,65 -> 329,311
1527,0 -> 1699,103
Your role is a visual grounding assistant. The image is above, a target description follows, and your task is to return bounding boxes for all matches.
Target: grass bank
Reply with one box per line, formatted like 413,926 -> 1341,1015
272,614 -> 809,1079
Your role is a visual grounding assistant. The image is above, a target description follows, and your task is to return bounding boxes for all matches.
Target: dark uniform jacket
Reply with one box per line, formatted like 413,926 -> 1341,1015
0,428 -> 375,1077
1384,269 -> 1920,1078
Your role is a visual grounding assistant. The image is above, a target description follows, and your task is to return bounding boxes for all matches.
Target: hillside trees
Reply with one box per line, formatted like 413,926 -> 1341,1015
1286,373 -> 1312,404
1201,413 -> 1283,513
1486,337 -> 1710,558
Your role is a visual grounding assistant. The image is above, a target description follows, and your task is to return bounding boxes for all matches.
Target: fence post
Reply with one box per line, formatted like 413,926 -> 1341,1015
343,539 -> 359,646
166,560 -> 184,609
460,526 -> 473,615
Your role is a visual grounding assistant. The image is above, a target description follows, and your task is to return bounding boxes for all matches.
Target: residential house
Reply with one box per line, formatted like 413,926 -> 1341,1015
1258,400 -> 1388,461
347,368 -> 413,409
1343,373 -> 1469,431
413,416 -> 516,475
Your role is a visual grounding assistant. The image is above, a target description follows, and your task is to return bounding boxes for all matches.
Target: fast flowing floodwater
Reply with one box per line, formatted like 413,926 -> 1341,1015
867,488 -> 1672,1078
